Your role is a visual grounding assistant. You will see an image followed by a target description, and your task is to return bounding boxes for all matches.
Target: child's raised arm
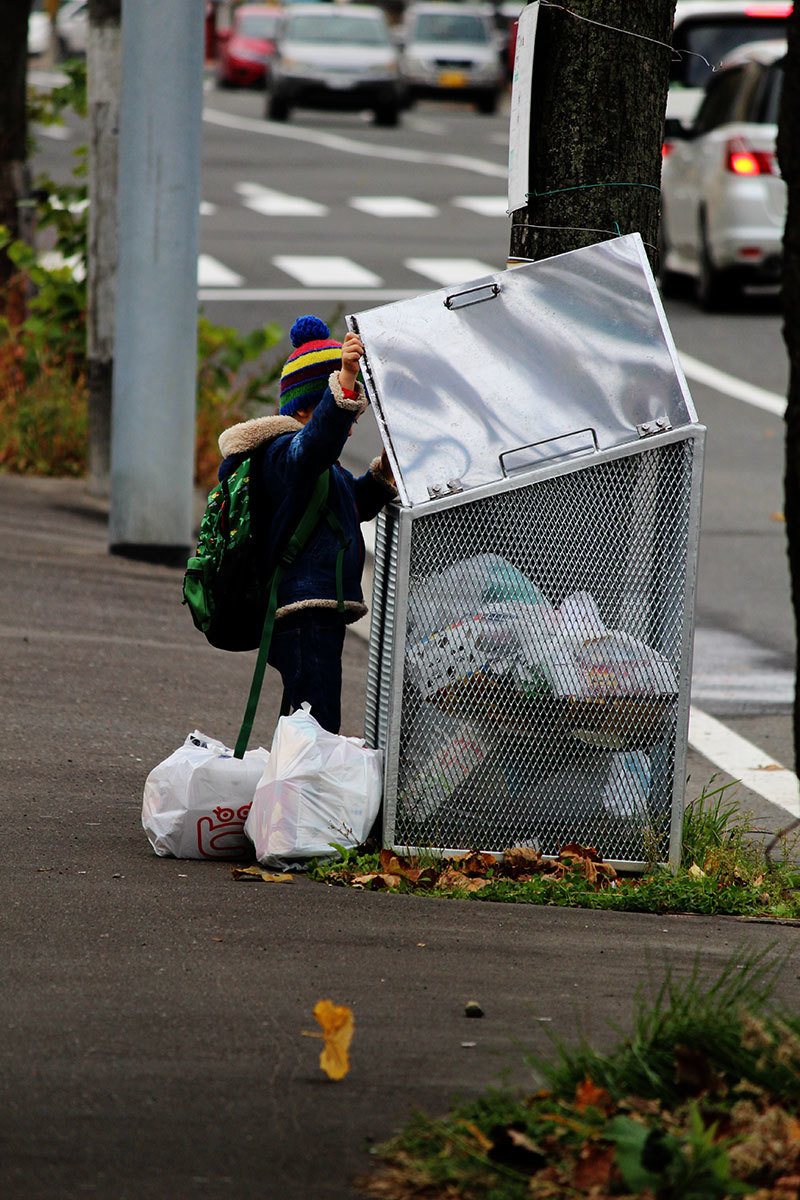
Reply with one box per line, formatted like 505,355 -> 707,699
339,331 -> 364,392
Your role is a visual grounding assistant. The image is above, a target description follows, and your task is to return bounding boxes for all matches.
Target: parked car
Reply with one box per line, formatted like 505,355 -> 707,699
398,2 -> 504,115
55,0 -> 88,58
216,3 -> 282,88
660,39 -> 786,309
28,0 -> 50,57
266,3 -> 402,126
667,1 -> 791,127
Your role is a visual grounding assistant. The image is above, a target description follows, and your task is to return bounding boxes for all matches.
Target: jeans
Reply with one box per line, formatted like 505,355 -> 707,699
268,608 -> 347,733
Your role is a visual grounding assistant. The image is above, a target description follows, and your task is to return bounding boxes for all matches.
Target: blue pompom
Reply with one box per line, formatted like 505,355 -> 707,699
290,314 -> 330,348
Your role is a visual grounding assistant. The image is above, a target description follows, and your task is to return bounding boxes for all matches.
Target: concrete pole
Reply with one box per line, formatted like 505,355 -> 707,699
86,0 -> 121,499
109,0 -> 204,563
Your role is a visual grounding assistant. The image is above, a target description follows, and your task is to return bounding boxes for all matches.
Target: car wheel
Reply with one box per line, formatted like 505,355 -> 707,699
475,92 -> 498,116
373,104 -> 399,128
696,215 -> 732,312
267,93 -> 290,121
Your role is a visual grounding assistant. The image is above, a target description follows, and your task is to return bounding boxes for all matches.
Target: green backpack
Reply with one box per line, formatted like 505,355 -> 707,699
182,450 -> 348,756
183,448 -> 273,652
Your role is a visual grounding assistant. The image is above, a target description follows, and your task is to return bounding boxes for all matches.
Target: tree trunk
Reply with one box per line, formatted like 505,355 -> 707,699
86,0 -> 122,497
0,0 -> 34,304
509,0 -> 675,270
778,10 -> 800,775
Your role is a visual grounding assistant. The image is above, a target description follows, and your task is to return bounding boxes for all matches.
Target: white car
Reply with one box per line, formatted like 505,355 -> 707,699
660,39 -> 786,309
28,0 -> 50,57
267,3 -> 402,126
668,0 -> 791,125
399,2 -> 504,115
56,0 -> 89,58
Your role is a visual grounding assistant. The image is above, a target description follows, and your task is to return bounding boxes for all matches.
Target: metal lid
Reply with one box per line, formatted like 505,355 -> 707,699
348,234 -> 697,508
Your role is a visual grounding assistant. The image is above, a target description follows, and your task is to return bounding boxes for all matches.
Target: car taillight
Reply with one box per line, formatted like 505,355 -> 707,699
744,6 -> 792,15
662,141 -> 674,159
726,137 -> 776,176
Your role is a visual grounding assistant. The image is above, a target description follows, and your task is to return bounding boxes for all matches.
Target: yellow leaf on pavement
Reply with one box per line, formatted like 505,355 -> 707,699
313,999 -> 354,1080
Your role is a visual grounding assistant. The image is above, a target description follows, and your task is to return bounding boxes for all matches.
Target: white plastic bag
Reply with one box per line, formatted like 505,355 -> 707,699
142,731 -> 269,859
245,703 -> 383,862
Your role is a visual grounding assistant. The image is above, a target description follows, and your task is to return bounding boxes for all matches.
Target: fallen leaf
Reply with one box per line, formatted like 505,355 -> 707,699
461,1121 -> 493,1152
771,511 -> 786,522
504,845 -> 545,874
574,1142 -> 615,1189
757,763 -> 784,771
574,1078 -> 613,1113
313,999 -> 354,1081
688,863 -> 706,879
460,851 -> 496,877
230,865 -> 293,883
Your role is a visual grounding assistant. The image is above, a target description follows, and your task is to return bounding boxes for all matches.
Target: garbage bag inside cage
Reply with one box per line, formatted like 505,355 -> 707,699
350,235 -> 704,869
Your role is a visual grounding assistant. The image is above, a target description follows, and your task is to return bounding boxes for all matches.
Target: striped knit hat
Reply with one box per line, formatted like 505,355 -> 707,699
279,315 -> 342,416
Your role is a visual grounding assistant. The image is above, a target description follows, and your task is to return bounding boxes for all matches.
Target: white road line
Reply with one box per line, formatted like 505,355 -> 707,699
689,708 -> 800,818
198,287 -> 420,301
350,196 -> 438,218
33,122 -> 70,141
203,106 -> 507,179
453,196 -> 508,217
197,254 -> 244,287
236,181 -> 328,217
405,256 -> 497,284
273,255 -> 382,287
679,352 -> 785,416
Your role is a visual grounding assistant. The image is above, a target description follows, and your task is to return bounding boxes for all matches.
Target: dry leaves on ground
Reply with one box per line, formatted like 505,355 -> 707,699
328,843 -> 617,894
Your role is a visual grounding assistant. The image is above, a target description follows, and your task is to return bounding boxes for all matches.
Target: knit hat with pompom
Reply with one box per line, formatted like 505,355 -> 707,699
279,315 -> 343,416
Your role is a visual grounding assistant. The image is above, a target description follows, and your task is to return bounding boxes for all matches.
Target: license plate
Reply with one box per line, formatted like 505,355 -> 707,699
326,76 -> 356,89
438,70 -> 467,87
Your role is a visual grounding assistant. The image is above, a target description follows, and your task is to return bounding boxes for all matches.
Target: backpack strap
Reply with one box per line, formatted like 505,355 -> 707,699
234,470 -> 339,759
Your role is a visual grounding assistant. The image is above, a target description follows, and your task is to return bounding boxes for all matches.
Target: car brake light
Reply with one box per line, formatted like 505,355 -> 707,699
744,6 -> 792,15
726,138 -> 775,176
662,141 -> 674,159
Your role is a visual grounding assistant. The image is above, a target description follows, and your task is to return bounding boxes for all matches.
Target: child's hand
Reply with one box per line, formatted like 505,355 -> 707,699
339,331 -> 364,391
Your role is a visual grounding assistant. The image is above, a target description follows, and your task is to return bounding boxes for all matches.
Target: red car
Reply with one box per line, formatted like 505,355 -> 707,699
216,4 -> 283,88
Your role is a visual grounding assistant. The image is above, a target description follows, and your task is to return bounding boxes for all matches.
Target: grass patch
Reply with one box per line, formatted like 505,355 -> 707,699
310,781 -> 800,920
358,950 -> 800,1199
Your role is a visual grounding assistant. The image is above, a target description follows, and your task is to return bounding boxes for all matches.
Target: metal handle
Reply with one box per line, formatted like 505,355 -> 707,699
444,281 -> 501,310
499,427 -> 599,477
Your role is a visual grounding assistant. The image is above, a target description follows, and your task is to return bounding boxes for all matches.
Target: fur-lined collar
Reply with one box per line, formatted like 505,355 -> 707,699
218,414 -> 299,459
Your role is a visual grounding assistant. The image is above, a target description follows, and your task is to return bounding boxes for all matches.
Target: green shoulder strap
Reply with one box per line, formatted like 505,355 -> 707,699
233,469 -> 349,759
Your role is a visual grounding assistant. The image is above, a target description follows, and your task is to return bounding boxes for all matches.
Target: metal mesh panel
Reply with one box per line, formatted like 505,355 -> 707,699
379,438 -> 696,866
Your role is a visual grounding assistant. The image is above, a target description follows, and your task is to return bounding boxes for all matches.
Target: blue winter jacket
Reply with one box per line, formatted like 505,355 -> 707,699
217,372 -> 397,624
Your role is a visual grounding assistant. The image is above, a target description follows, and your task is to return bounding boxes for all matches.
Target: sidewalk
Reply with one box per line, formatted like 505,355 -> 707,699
2,473 -> 799,1200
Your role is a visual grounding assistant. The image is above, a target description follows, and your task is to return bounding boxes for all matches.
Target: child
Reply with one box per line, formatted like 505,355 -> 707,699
217,314 -> 397,734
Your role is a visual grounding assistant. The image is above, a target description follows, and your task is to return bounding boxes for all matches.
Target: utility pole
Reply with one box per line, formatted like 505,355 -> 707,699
86,0 -> 121,498
109,0 -> 204,563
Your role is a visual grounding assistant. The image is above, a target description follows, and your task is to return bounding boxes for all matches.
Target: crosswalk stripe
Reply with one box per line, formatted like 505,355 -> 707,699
197,254 -> 244,287
273,255 -> 383,287
453,196 -> 508,217
349,196 -> 438,218
404,257 -> 497,285
235,182 -> 328,217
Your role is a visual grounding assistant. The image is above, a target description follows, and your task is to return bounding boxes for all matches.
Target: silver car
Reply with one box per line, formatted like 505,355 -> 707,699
660,39 -> 786,310
266,3 -> 402,127
399,2 -> 504,115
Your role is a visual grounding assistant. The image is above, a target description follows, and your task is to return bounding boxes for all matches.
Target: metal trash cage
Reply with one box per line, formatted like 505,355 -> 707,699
365,427 -> 704,870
